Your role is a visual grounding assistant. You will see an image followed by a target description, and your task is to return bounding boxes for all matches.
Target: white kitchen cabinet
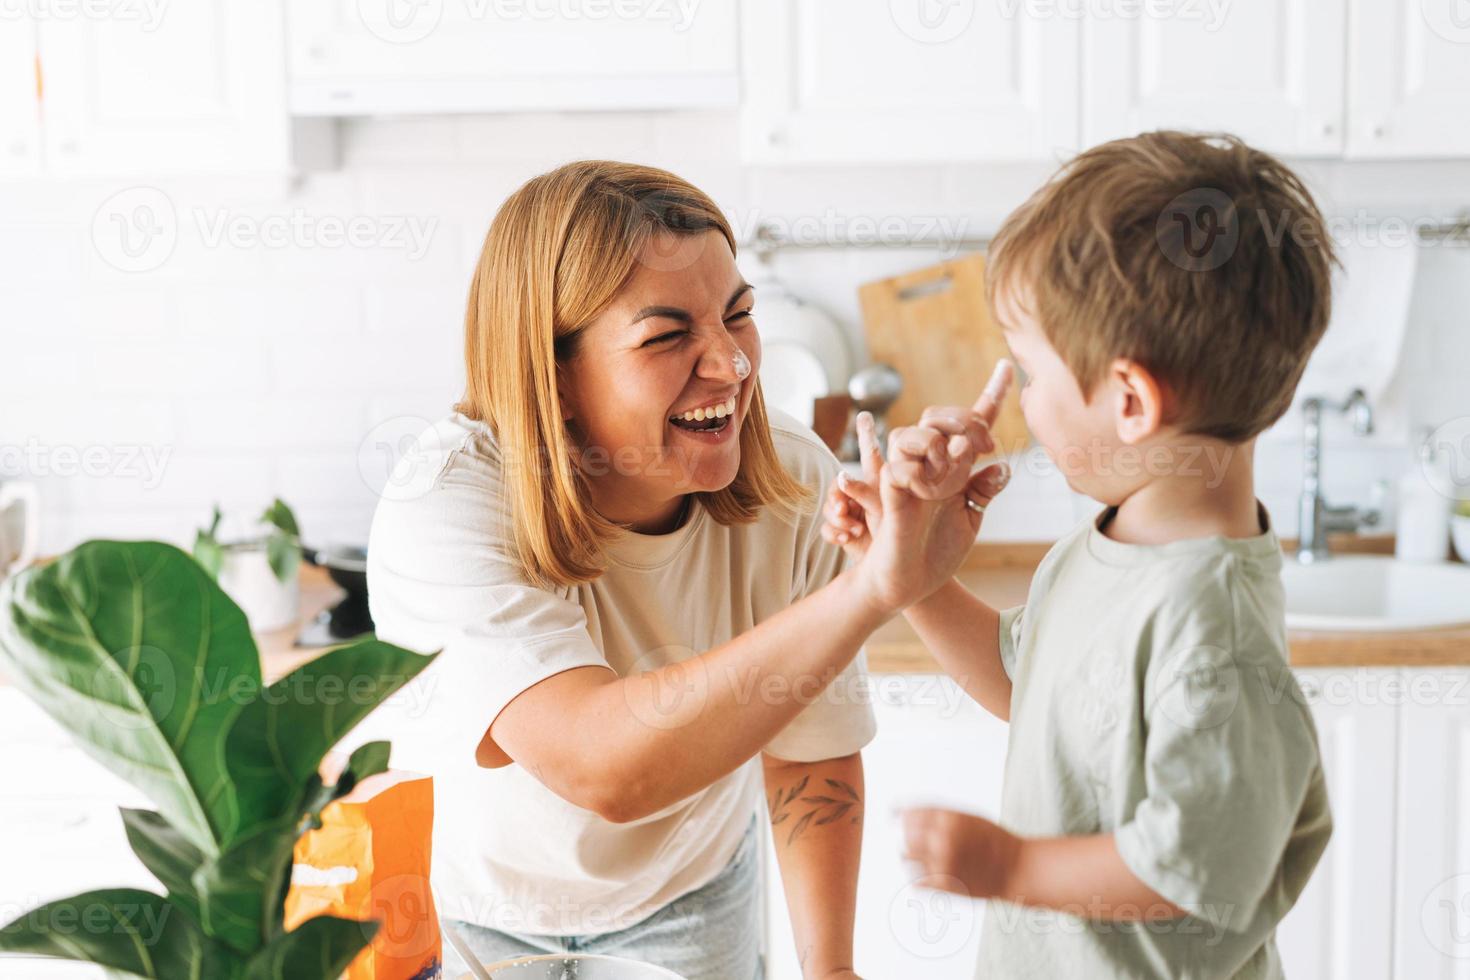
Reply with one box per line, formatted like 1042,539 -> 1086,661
741,0 -> 1079,163
762,674 -> 1009,978
1348,0 -> 1470,157
36,0 -> 289,175
0,16 -> 40,176
1394,667 -> 1470,976
1276,668 -> 1398,980
1082,0 -> 1346,156
287,0 -> 738,115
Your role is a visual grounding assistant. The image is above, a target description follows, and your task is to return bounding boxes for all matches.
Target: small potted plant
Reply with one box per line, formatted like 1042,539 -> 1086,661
1453,499 -> 1470,562
194,498 -> 302,632
0,539 -> 437,977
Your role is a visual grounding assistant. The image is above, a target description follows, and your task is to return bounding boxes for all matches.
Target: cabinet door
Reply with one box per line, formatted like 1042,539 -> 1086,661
762,675 -> 1009,978
37,0 -> 289,175
0,17 -> 40,176
1348,0 -> 1470,157
1275,668 -> 1397,980
741,0 -> 1078,163
1082,0 -> 1345,155
1394,667 -> 1470,977
288,0 -> 738,115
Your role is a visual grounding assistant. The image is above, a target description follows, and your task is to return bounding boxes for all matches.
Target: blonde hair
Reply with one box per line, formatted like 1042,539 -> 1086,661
456,160 -> 811,590
987,131 -> 1337,443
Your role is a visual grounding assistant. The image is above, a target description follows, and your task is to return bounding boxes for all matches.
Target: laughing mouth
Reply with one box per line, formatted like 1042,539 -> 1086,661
669,394 -> 738,433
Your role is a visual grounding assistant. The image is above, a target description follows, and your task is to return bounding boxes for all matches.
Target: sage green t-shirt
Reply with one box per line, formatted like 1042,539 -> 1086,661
980,503 -> 1332,979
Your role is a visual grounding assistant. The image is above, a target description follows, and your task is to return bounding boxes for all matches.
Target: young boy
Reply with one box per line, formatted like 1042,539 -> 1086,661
826,131 -> 1334,978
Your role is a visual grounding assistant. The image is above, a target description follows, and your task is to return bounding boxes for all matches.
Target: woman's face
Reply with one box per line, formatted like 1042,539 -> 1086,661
559,229 -> 761,531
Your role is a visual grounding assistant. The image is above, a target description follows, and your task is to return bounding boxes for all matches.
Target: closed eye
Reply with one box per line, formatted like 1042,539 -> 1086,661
643,330 -> 687,347
726,310 -> 753,324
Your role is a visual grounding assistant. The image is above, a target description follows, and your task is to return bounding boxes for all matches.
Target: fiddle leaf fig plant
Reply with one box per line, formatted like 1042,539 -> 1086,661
0,540 -> 437,978
193,498 -> 302,584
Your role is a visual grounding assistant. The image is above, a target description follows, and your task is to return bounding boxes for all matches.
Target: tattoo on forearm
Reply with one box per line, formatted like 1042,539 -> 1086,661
768,776 -> 863,846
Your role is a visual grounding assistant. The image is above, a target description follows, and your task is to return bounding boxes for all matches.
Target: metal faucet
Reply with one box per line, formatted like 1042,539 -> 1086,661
1296,389 -> 1381,564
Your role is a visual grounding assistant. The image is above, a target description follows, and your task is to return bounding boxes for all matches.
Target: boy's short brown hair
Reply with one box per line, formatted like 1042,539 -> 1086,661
987,131 -> 1336,443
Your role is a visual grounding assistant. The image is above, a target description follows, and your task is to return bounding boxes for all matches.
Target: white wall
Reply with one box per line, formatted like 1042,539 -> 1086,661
3,109 -> 1469,555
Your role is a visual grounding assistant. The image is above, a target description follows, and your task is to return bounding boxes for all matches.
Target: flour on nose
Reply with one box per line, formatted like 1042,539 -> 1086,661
733,349 -> 752,380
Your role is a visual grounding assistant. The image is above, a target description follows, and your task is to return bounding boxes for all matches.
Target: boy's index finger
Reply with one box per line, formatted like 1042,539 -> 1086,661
971,358 -> 1014,427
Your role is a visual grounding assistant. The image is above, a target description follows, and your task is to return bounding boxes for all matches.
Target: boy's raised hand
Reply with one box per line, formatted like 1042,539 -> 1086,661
827,361 -> 1015,613
823,359 -> 1014,562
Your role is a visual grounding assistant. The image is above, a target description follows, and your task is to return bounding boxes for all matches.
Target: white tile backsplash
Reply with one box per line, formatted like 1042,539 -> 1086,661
6,110 -> 1470,556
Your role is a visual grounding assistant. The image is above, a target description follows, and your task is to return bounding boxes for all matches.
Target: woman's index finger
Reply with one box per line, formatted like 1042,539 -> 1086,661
856,410 -> 883,481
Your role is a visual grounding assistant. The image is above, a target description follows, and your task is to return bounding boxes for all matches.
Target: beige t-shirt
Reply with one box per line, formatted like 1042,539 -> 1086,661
366,409 -> 876,936
982,503 -> 1332,979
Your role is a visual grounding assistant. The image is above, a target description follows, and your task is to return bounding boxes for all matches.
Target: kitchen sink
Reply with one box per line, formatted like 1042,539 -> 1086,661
1281,555 -> 1470,632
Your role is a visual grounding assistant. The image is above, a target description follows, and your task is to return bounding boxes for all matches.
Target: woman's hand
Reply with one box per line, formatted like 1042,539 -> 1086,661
900,806 -> 1023,901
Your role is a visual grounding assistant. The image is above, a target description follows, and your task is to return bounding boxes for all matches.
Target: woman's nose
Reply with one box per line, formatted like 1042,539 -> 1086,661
695,331 -> 747,382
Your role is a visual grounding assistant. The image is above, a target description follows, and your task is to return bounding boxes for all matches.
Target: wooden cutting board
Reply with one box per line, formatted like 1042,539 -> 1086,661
858,252 -> 1028,456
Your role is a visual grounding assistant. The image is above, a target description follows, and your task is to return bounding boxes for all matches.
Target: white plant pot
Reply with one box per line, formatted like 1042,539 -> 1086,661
1452,515 -> 1470,564
217,546 -> 299,632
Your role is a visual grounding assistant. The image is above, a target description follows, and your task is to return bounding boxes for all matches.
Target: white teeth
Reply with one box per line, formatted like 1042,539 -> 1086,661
673,396 -> 737,424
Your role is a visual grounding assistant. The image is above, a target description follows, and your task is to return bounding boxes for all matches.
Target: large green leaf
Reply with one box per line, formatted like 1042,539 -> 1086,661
243,915 -> 378,980
122,742 -> 396,955
0,889 -> 233,980
120,809 -> 205,926
225,642 -> 435,837
0,542 -> 260,853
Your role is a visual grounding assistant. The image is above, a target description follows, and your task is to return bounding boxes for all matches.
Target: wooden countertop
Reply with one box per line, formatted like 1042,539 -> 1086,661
263,535 -> 1470,680
867,535 -> 1470,671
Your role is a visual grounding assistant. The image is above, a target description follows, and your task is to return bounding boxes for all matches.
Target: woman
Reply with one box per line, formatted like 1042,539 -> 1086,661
367,161 -> 998,978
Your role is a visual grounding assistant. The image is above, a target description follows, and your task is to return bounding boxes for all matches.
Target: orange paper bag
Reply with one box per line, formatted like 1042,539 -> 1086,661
285,770 -> 442,980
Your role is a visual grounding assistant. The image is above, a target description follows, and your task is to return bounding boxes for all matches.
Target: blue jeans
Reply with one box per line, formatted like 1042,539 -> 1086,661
443,814 -> 763,980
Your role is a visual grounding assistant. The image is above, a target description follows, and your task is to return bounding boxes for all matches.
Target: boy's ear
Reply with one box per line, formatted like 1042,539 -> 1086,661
1109,358 -> 1166,445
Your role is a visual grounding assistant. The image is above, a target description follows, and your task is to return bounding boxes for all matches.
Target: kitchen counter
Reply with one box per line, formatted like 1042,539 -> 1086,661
867,536 -> 1470,671
264,536 -> 1470,679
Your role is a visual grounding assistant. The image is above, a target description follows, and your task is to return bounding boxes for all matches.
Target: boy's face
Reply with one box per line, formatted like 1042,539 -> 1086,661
996,285 -> 1144,507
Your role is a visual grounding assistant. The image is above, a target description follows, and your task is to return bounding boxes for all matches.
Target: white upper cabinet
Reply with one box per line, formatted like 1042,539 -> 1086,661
1082,0 -> 1346,155
0,16 -> 40,176
1348,0 -> 1470,157
287,0 -> 738,115
741,0 -> 1079,163
36,0 -> 289,175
